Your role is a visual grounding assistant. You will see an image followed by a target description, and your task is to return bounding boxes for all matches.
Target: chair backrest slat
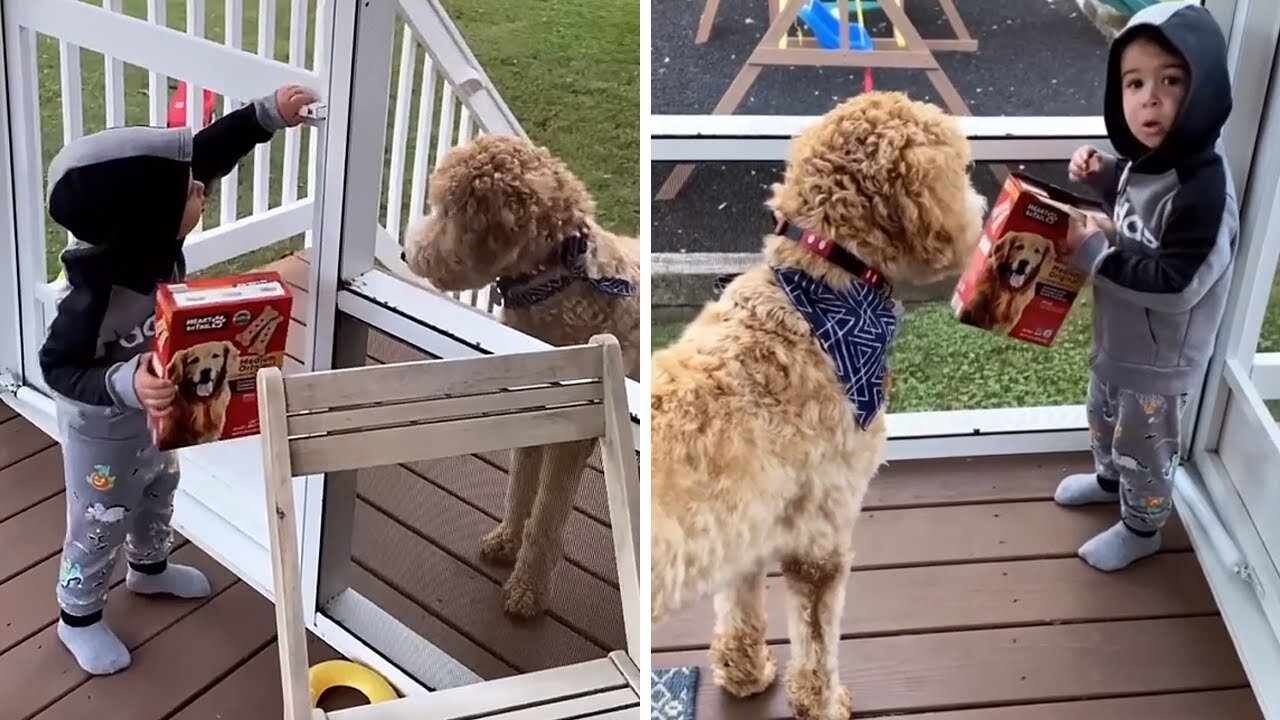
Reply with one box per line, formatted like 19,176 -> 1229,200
287,380 -> 603,437
289,403 -> 605,476
282,344 -> 603,413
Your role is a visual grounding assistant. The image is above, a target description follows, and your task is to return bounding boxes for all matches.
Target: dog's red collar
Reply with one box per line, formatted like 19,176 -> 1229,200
771,212 -> 890,293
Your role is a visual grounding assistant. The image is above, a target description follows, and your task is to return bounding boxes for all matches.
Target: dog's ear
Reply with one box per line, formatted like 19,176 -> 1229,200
220,340 -> 239,372
1042,235 -> 1057,262
989,235 -> 1012,265
165,350 -> 185,382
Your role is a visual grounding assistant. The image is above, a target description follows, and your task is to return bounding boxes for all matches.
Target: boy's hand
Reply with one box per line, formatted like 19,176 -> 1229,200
1068,145 -> 1104,183
134,352 -> 177,418
275,85 -> 319,127
1064,212 -> 1103,256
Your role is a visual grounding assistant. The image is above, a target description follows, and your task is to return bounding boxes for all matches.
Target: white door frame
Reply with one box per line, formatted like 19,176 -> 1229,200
648,0 -> 1252,460
0,0 -> 22,391
0,0 -> 328,638
290,0 -> 644,695
1174,0 -> 1280,713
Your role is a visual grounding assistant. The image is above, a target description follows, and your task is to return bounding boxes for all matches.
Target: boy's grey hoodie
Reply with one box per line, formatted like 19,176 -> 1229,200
39,94 -> 287,431
1071,1 -> 1237,397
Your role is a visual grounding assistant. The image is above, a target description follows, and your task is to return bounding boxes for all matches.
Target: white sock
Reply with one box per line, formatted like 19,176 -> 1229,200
125,563 -> 211,599
1054,472 -> 1119,506
58,617 -> 131,675
1078,521 -> 1162,572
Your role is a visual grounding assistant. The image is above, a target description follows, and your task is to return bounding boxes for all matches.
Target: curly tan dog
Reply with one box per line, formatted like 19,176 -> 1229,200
650,92 -> 986,720
957,231 -> 1056,333
403,133 -> 640,619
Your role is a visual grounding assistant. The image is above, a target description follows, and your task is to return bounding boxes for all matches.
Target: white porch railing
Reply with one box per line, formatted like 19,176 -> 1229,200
17,0 -> 530,335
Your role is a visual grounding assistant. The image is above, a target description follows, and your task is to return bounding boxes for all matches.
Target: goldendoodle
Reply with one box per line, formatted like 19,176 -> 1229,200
403,133 -> 640,619
650,92 -> 986,720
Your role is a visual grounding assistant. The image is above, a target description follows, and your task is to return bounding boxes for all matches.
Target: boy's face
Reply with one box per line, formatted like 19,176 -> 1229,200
178,172 -> 206,238
1120,35 -> 1189,150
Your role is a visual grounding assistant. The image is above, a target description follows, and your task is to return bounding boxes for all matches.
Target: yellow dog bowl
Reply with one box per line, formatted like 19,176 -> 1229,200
309,659 -> 399,707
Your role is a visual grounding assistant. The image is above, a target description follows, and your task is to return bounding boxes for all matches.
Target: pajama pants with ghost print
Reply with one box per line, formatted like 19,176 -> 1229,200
55,402 -> 179,619
1086,373 -> 1190,535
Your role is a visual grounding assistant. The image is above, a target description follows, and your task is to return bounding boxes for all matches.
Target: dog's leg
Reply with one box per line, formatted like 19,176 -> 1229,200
502,438 -> 594,619
708,567 -> 777,697
480,445 -> 544,566
780,550 -> 854,720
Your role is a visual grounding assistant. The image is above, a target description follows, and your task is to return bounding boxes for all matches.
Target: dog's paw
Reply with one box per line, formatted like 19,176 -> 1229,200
709,633 -> 777,697
480,525 -> 521,566
786,671 -> 852,720
501,574 -> 547,620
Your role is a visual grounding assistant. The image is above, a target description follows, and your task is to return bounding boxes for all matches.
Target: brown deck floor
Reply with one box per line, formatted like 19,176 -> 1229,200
651,452 -> 1264,719
0,251 -> 625,717
0,401 -> 384,718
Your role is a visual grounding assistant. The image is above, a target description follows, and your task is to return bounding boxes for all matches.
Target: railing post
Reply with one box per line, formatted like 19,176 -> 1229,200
2,6 -> 50,396
299,0 -> 395,639
306,0 -> 394,377
0,3 -> 21,385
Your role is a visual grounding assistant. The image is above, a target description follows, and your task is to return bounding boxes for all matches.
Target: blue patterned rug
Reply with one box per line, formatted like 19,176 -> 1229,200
651,666 -> 700,720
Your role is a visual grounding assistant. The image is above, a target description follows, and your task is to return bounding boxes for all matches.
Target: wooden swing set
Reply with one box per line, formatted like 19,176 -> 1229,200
657,0 -> 980,200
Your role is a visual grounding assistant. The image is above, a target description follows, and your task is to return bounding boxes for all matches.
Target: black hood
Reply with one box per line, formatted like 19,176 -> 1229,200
46,125 -> 194,290
1103,1 -> 1232,174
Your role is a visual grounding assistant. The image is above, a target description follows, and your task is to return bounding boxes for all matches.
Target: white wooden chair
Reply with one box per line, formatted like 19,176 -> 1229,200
256,334 -> 642,720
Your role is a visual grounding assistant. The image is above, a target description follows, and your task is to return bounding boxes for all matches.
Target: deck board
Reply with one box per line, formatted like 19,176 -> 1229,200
0,409 -> 381,718
357,466 -> 624,641
654,552 -> 1216,648
657,616 -> 1247,717
351,500 -> 607,672
846,501 -> 1189,569
653,448 -> 1260,718
888,688 -> 1263,719
0,538 -> 241,719
32,582 -> 276,720
0,446 -> 62,521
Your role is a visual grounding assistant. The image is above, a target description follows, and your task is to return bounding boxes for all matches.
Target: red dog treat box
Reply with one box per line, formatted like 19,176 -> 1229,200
150,271 -> 293,451
951,171 -> 1114,347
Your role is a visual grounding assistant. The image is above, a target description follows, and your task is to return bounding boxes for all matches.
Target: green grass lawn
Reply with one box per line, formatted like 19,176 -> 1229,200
34,0 -> 638,280
653,278 -> 1280,413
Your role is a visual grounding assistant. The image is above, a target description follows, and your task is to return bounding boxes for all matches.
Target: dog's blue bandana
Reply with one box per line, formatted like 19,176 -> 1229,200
494,232 -> 636,308
772,266 -> 899,430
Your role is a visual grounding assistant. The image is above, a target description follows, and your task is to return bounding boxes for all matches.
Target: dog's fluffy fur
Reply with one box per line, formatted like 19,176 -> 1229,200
159,340 -> 236,447
403,133 -> 640,619
650,92 -> 986,719
958,231 -> 1055,333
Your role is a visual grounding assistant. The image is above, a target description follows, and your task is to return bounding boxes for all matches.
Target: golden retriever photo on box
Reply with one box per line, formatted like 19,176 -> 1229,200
650,91 -> 986,720
957,230 -> 1057,333
157,339 -> 238,448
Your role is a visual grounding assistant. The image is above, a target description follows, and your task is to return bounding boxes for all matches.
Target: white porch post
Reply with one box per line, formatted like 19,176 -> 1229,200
0,3 -> 23,386
2,9 -> 50,397
300,0 -> 396,639
1191,0 -> 1280,459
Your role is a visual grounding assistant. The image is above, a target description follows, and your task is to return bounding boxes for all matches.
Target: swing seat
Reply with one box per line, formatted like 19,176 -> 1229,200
796,0 -> 874,51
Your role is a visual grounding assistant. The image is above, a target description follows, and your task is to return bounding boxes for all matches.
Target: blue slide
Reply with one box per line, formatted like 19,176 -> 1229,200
796,0 -> 873,51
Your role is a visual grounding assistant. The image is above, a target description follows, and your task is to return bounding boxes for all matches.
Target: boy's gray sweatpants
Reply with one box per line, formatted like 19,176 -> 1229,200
1086,372 -> 1190,534
56,401 -> 179,618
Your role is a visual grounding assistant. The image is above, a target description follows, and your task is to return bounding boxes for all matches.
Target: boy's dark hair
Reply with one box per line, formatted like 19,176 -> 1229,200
1120,26 -> 1187,68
